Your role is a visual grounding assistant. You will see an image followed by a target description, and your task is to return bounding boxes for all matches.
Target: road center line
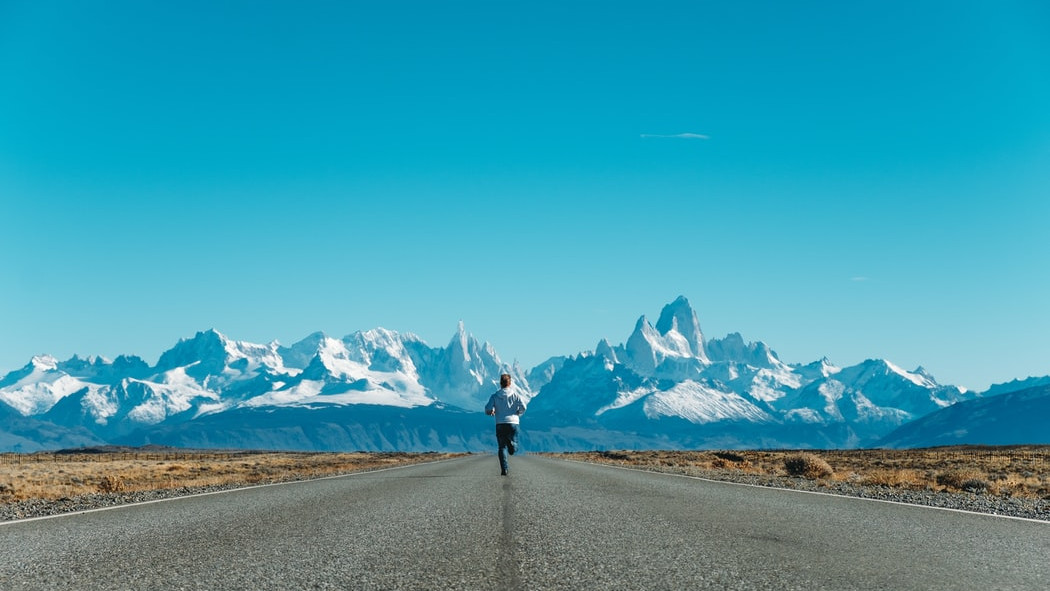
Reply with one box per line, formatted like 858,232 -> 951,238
498,477 -> 523,590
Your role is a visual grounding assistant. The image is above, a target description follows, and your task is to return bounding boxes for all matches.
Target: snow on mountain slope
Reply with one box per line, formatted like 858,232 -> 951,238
593,377 -> 775,425
769,358 -> 974,445
725,365 -> 802,405
814,359 -> 969,416
123,371 -> 220,424
156,329 -> 291,385
343,328 -> 424,374
240,331 -> 432,410
642,380 -> 773,424
0,356 -> 97,415
241,378 -> 428,409
793,357 -> 841,382
38,368 -> 223,436
702,360 -> 799,408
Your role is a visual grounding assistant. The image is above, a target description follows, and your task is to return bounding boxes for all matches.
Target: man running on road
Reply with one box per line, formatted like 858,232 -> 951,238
484,373 -> 527,476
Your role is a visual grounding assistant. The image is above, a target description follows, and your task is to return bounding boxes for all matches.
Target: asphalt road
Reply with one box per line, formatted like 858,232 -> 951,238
0,455 -> 1047,590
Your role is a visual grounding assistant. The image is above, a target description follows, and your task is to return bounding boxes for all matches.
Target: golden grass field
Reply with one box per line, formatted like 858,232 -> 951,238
0,450 -> 463,503
3,446 -> 1048,504
549,446 -> 1050,499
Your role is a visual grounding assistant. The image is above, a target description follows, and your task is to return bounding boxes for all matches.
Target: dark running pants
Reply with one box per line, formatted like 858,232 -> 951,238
495,423 -> 519,473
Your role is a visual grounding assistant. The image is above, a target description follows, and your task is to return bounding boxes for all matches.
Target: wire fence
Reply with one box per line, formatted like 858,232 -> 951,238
840,448 -> 1049,470
590,447 -> 1050,472
0,449 -> 404,465
0,451 -> 264,465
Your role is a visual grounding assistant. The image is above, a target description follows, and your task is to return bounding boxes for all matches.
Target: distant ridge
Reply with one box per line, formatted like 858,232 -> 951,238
878,384 -> 1050,448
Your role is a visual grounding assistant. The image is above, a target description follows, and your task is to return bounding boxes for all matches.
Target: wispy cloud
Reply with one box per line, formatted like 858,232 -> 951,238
640,133 -> 710,140
851,276 -> 871,282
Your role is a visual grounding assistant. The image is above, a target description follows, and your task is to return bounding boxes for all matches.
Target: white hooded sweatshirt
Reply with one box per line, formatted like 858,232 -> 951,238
484,388 -> 527,425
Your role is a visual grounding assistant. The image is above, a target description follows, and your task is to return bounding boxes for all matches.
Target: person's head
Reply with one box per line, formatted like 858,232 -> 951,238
500,373 -> 512,388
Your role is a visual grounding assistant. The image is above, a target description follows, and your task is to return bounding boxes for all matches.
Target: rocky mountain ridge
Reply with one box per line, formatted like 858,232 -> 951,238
1,296 -> 1040,452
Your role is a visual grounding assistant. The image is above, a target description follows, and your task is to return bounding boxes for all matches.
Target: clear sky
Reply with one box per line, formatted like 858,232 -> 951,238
1,1 -> 1048,392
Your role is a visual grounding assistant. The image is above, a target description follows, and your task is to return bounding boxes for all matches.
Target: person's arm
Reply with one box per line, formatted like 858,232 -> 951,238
515,396 -> 527,416
484,395 -> 496,416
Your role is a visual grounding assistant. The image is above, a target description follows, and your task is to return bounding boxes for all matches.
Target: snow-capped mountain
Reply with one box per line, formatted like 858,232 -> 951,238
246,329 -> 431,411
0,296 -> 1041,452
0,355 -> 97,416
524,297 -> 979,449
0,323 -> 525,451
406,321 -> 532,410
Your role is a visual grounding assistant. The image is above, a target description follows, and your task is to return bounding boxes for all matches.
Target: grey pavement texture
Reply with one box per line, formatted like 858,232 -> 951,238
0,454 -> 1047,590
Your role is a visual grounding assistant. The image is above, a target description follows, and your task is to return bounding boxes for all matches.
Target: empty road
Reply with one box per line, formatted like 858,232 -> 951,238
1,455 -> 1046,590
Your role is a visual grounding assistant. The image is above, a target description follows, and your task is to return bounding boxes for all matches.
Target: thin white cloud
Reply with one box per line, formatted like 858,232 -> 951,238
640,133 -> 710,139
851,276 -> 871,282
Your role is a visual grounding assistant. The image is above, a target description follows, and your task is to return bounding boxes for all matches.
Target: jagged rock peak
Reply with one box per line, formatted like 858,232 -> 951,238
633,315 -> 650,332
155,329 -> 232,370
654,295 -> 709,361
707,332 -> 782,368
449,321 -> 472,358
595,338 -> 619,364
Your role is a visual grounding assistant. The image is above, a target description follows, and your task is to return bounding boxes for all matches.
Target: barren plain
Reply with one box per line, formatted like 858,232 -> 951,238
0,447 -> 462,520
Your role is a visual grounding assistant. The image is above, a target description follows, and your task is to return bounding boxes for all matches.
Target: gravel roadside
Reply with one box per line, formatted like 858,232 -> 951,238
1,482 -> 287,522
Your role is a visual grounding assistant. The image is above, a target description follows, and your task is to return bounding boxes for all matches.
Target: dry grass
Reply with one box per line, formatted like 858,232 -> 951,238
547,446 -> 1050,499
0,449 -> 464,503
783,453 -> 834,479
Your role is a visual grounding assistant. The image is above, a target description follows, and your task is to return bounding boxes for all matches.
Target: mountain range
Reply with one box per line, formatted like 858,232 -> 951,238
1,297 -> 1046,452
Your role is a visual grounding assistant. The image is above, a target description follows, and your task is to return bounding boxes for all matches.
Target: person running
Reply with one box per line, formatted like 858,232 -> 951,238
484,373 -> 527,476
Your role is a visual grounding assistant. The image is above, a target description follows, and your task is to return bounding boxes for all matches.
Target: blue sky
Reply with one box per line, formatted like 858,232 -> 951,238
1,1 -> 1048,391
